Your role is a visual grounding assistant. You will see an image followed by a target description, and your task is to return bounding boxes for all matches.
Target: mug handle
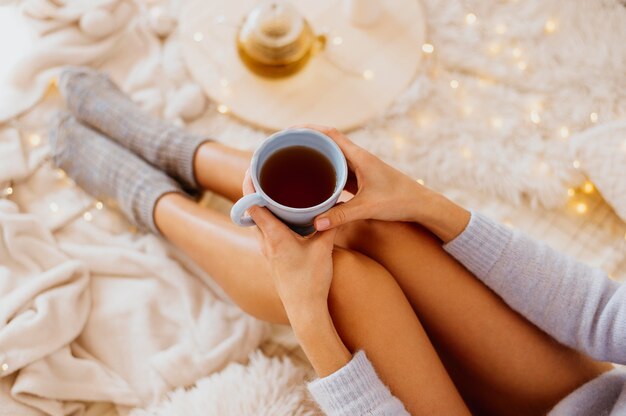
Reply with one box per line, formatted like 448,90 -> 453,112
230,193 -> 267,227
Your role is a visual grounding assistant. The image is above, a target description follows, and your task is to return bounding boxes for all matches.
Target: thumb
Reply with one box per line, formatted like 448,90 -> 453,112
314,200 -> 365,231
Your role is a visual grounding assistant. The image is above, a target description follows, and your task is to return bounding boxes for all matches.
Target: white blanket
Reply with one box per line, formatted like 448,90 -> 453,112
0,123 -> 268,414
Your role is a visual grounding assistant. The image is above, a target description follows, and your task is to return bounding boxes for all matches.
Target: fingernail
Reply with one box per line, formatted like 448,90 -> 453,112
316,218 -> 330,231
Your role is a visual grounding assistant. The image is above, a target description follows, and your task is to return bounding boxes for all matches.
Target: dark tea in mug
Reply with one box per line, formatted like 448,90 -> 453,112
259,146 -> 336,208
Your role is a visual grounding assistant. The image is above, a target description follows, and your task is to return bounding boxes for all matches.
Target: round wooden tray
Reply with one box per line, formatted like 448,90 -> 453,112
179,0 -> 425,131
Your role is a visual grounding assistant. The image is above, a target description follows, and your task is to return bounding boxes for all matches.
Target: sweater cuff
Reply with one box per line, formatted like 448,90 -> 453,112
443,210 -> 513,281
307,351 -> 403,416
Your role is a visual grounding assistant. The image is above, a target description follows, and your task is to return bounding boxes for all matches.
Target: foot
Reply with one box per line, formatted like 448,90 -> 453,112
58,66 -> 210,191
50,113 -> 186,235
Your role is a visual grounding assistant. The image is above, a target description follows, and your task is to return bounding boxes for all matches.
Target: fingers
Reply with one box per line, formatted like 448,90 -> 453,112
314,199 -> 366,231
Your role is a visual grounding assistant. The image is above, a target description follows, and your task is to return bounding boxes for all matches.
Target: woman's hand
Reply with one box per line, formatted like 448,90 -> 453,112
304,125 -> 471,243
243,172 -> 351,376
303,125 -> 430,229
243,169 -> 337,314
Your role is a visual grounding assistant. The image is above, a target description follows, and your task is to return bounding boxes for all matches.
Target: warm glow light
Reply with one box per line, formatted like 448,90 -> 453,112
530,110 -> 541,124
567,188 -> 575,197
465,13 -> 477,25
362,70 -> 374,80
83,212 -> 93,222
559,126 -> 570,138
450,79 -> 459,89
517,61 -> 528,71
49,202 -> 59,213
575,202 -> 588,215
495,23 -> 507,34
394,135 -> 406,150
415,113 -> 431,126
573,160 -> 581,169
490,117 -> 503,129
422,43 -> 434,54
96,201 -> 104,210
193,32 -> 203,42
590,112 -> 598,123
488,42 -> 501,55
582,181 -> 595,194
217,104 -> 229,114
29,133 -> 41,147
332,36 -> 343,46
535,161 -> 550,176
4,187 -> 13,196
1,363 -> 7,372
416,179 -> 425,185
544,19 -> 558,33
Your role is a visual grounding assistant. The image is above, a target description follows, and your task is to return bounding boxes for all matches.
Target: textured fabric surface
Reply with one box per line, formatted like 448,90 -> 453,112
571,120 -> 626,224
130,351 -> 318,416
50,114 -> 183,235
0,198 -> 269,414
60,67 -> 210,191
308,351 -> 408,416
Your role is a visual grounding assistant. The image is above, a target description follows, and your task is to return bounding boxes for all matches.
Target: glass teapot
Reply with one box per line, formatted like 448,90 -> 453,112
237,1 -> 325,78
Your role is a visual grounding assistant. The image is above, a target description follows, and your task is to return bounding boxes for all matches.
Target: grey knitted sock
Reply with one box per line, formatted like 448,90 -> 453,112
59,66 -> 210,191
50,114 -> 185,235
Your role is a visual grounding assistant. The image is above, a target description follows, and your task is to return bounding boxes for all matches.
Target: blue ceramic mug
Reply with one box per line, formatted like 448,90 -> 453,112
230,128 -> 348,235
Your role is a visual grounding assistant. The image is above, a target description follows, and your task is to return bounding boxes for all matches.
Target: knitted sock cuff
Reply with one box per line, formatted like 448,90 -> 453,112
138,182 -> 186,236
170,134 -> 212,191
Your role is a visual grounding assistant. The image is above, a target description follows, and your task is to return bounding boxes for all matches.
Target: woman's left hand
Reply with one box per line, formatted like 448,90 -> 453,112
243,171 -> 351,377
243,171 -> 338,318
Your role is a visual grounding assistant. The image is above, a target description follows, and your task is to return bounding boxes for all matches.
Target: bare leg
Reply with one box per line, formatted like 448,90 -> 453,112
336,220 -> 612,415
155,193 -> 471,414
194,142 -> 251,202
191,142 -> 610,415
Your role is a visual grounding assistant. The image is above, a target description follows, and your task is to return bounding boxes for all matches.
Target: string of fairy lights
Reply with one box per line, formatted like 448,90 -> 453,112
414,11 -> 606,218
0,5 -> 624,246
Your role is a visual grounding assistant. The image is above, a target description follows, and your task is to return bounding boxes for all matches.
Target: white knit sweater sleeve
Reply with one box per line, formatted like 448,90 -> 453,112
307,351 -> 409,416
443,210 -> 626,364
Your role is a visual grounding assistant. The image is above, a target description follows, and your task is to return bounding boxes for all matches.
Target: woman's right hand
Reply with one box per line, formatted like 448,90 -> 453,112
305,125 -> 430,230
305,125 -> 471,243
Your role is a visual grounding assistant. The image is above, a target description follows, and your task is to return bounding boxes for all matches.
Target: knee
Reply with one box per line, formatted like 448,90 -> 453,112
331,247 -> 384,287
328,247 -> 398,314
